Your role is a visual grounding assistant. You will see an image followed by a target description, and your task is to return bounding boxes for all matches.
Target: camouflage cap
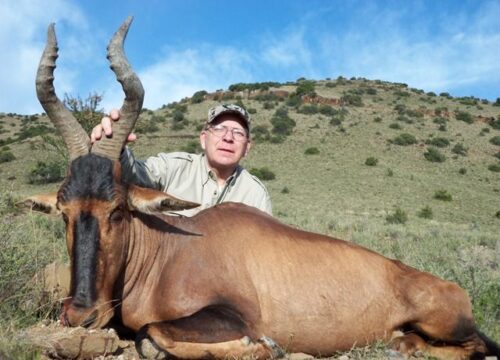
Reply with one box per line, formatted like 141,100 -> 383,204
207,104 -> 251,131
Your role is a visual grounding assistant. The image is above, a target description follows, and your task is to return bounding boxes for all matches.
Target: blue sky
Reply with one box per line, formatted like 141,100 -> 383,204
1,0 -> 499,114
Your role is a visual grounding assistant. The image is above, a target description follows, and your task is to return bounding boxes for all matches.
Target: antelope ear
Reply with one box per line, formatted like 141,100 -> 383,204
17,193 -> 60,215
127,185 -> 200,214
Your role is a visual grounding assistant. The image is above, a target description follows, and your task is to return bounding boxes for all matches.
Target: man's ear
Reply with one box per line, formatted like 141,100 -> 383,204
16,193 -> 59,215
199,131 -> 206,150
244,139 -> 252,157
127,185 -> 200,214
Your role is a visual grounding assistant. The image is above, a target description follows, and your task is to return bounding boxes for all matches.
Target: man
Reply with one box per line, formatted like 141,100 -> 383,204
91,103 -> 272,216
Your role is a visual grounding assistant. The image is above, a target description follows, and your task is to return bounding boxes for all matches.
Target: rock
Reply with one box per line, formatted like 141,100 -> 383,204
22,321 -> 125,359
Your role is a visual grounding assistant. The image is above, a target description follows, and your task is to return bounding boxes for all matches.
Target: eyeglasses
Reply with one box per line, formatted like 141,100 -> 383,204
208,124 -> 248,142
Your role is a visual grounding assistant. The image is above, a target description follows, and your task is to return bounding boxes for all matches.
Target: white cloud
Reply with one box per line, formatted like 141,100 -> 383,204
0,0 -> 91,114
101,45 -> 255,112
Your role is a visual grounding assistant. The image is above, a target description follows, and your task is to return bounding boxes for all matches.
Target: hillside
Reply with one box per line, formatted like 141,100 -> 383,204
0,77 -> 499,357
1,77 -> 499,228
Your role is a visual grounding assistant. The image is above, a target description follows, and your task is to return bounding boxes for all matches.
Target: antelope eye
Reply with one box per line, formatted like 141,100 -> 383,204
109,208 -> 124,223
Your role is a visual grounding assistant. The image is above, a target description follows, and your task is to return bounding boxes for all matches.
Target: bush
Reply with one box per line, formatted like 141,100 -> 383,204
426,137 -> 450,148
494,151 -> 500,160
181,140 -> 202,154
489,136 -> 500,146
191,90 -> 207,104
249,167 -> 276,181
417,206 -> 433,219
389,123 -> 402,130
0,151 -> 15,164
281,187 -> 290,194
295,80 -> 316,97
496,210 -> 500,219
392,133 -> 417,146
487,164 -> 500,172
247,108 -> 257,114
433,117 -> 447,125
304,147 -> 320,155
455,111 -> 473,124
365,157 -> 378,166
386,207 -> 408,224
318,105 -> 336,116
27,161 -> 64,184
271,108 -> 296,136
452,143 -> 468,156
251,125 -> 271,142
424,147 -> 446,163
459,167 -> 467,175
342,93 -> 363,107
374,116 -> 383,123
434,189 -> 452,201
298,104 -> 318,114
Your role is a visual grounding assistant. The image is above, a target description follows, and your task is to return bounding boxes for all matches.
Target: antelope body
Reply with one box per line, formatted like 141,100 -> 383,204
25,18 -> 499,359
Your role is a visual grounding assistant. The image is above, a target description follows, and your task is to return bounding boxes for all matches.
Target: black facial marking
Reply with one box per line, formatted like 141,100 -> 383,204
60,154 -> 116,202
71,211 -> 99,308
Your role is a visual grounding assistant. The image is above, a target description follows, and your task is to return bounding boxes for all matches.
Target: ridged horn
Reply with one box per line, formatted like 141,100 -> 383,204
36,24 -> 90,161
91,16 -> 144,161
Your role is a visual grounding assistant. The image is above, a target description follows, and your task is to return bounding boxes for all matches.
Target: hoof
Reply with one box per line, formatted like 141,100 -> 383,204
136,334 -> 171,359
259,335 -> 286,358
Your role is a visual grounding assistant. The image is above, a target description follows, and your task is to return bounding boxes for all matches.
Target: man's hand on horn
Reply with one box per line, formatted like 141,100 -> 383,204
90,109 -> 137,144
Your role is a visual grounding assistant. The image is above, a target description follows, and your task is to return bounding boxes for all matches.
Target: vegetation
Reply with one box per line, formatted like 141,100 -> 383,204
304,147 -> 320,155
249,167 -> 276,181
385,207 -> 408,224
392,133 -> 417,146
455,111 -> 473,124
2,77 -> 500,356
434,189 -> 452,201
364,157 -> 378,166
424,146 -> 446,163
27,161 -> 64,184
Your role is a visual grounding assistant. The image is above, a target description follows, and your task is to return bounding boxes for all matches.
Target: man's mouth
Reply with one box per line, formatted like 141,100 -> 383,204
218,148 -> 235,154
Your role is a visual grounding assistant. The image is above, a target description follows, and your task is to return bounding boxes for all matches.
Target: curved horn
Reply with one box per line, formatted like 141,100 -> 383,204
91,16 -> 144,161
36,24 -> 90,161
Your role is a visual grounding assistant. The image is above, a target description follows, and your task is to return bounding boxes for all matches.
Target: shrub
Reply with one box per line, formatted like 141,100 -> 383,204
281,187 -> 290,194
247,108 -> 257,114
426,137 -> 450,148
0,151 -> 15,164
341,93 -> 363,107
271,108 -> 296,136
386,168 -> 394,177
433,117 -> 448,125
494,98 -> 500,106
488,118 -> 500,130
389,123 -> 402,130
452,143 -> 468,156
392,133 -> 417,146
374,116 -> 383,123
459,167 -> 467,175
27,161 -> 64,184
489,136 -> 500,146
487,164 -> 500,172
494,151 -> 500,160
191,90 -> 207,104
136,120 -> 160,134
181,140 -> 202,154
304,147 -> 320,155
263,102 -> 275,110
417,206 -> 433,219
249,167 -> 276,181
455,111 -> 473,124
318,105 -> 336,116
366,87 -> 377,95
365,157 -> 378,166
434,190 -> 452,201
424,147 -> 446,163
496,210 -> 500,219
298,104 -> 318,114
251,125 -> 271,142
286,94 -> 302,107
386,207 -> 408,224
295,80 -> 316,97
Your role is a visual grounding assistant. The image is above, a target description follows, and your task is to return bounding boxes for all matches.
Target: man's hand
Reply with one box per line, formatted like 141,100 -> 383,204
90,109 -> 137,144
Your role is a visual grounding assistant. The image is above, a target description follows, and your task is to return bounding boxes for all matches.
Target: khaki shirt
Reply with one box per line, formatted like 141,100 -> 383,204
120,147 -> 272,217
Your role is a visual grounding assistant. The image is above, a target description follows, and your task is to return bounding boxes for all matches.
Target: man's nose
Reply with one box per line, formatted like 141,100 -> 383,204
222,130 -> 235,141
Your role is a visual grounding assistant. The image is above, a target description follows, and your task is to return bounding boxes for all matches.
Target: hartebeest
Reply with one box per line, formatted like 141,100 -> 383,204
24,17 -> 499,359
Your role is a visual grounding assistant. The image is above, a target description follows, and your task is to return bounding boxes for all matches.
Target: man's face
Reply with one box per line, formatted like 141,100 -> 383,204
199,114 -> 251,171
